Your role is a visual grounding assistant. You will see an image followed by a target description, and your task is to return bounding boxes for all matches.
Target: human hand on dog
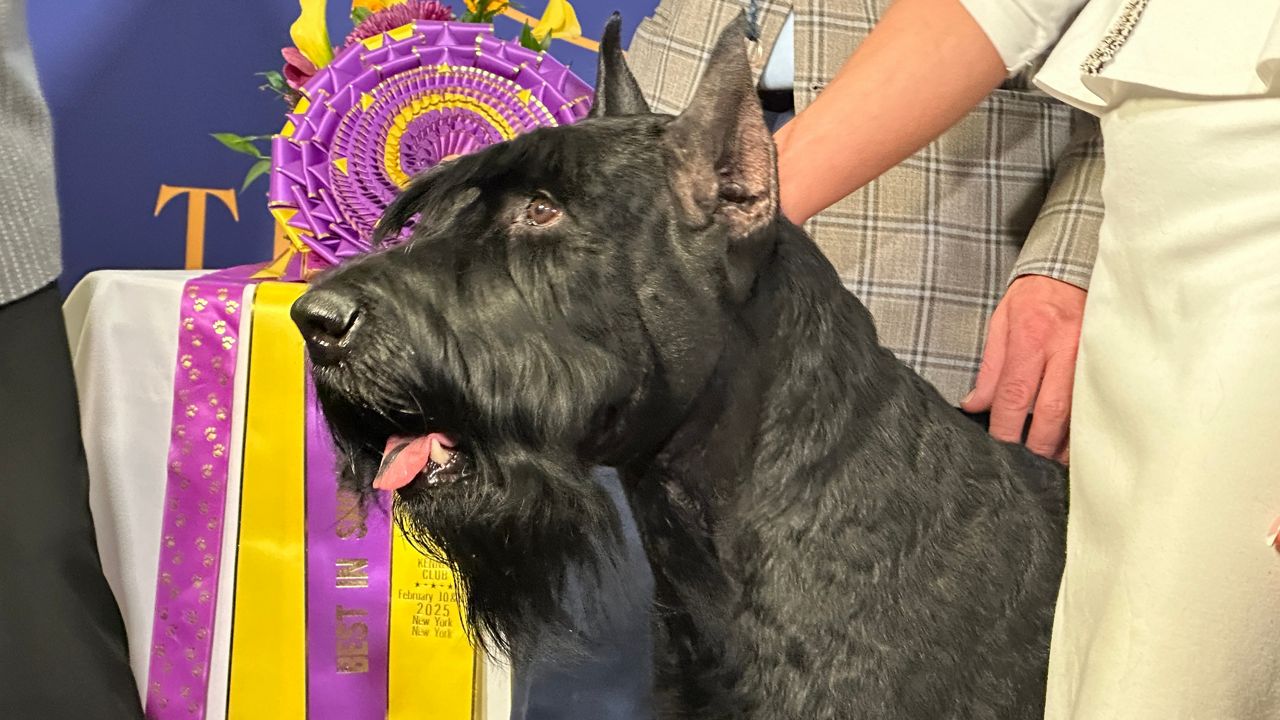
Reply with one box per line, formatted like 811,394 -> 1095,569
961,275 -> 1085,464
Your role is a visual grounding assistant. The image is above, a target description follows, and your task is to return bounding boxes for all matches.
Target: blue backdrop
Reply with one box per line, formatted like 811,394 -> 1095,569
29,1 -> 660,292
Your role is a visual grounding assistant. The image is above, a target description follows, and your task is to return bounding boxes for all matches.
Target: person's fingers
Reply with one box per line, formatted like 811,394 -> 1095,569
960,305 -> 1008,413
987,334 -> 1046,444
1025,351 -> 1075,459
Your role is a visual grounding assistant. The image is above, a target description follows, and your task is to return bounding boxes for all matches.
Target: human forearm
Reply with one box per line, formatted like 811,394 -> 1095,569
775,0 -> 1006,224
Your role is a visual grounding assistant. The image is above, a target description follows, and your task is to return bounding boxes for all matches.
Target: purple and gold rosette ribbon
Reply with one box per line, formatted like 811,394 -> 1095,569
268,20 -> 593,267
148,18 -> 594,720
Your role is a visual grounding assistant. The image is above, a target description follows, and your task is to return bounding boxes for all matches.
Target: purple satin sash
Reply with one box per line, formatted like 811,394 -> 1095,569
146,266 -> 257,719
305,373 -> 393,718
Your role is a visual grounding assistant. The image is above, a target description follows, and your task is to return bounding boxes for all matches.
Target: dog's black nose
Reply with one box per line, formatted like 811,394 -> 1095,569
291,288 -> 362,364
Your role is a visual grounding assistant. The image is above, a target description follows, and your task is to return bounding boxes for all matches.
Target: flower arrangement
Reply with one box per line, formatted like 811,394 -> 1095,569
213,0 -> 583,191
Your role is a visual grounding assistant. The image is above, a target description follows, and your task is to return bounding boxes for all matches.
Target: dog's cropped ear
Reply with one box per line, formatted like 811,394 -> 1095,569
588,14 -> 650,118
665,15 -> 777,240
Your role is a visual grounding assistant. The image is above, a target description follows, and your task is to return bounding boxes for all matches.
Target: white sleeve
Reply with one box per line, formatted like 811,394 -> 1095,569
957,0 -> 1089,72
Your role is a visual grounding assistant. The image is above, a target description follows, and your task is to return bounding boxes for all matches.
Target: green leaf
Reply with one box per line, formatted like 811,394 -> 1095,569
211,133 -> 265,158
351,7 -> 373,24
241,159 -> 272,193
256,70 -> 287,92
518,23 -> 545,52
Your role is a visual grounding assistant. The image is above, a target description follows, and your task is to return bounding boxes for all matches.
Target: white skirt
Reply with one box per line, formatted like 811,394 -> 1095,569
1045,93 -> 1280,718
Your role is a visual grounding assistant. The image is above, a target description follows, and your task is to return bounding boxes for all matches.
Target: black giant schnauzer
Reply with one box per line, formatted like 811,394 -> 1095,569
292,16 -> 1067,719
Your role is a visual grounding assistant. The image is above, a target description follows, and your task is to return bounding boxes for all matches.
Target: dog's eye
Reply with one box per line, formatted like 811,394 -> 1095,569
523,198 -> 563,227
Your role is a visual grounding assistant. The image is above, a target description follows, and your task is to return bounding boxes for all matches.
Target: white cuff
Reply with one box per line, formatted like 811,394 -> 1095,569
957,0 -> 1079,73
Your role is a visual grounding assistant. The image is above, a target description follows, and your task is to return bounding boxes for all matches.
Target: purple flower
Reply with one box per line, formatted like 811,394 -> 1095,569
281,46 -> 319,91
345,1 -> 455,47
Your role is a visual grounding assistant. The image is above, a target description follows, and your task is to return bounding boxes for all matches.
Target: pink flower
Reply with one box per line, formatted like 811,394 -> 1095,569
281,46 -> 319,90
344,1 -> 455,47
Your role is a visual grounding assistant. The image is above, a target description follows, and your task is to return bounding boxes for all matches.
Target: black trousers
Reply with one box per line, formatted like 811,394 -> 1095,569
0,284 -> 143,718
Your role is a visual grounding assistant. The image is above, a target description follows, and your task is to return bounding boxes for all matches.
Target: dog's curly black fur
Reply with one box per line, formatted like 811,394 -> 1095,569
294,15 -> 1067,719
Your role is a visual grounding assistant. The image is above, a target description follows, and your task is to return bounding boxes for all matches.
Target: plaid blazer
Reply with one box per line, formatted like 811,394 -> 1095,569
626,0 -> 1105,404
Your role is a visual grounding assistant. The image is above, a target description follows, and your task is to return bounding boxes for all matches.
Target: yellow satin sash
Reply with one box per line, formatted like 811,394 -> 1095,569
388,524 -> 476,719
227,281 -> 309,717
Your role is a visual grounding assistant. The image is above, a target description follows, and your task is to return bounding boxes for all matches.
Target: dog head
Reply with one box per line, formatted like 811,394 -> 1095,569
292,15 -> 776,653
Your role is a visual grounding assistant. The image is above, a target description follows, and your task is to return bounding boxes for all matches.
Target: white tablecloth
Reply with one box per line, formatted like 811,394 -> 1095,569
64,269 -> 510,720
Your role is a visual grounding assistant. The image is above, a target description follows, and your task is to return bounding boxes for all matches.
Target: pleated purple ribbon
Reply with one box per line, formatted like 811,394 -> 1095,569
269,20 -> 593,267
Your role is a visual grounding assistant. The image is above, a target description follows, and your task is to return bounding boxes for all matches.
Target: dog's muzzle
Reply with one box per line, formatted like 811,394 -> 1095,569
292,287 -> 363,365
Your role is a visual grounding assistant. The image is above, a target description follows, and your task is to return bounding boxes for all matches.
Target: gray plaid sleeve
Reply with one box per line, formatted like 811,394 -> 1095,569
1010,113 -> 1105,290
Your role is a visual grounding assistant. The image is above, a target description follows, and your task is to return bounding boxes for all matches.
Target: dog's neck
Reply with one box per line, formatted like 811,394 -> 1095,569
617,222 -> 944,710
617,221 -> 941,610
633,221 -> 916,513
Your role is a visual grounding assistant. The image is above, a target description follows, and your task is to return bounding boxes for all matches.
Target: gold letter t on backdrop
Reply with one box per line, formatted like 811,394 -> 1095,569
154,185 -> 240,270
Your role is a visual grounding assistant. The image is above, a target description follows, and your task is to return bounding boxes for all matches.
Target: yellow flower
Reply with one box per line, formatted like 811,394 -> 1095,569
531,0 -> 582,43
464,0 -> 509,15
352,0 -> 405,11
290,0 -> 334,69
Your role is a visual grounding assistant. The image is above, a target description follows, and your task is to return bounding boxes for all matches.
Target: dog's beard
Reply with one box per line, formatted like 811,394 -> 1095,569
311,293 -> 640,659
336,430 -> 625,660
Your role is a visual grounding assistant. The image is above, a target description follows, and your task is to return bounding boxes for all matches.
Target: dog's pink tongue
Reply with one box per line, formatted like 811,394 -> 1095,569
375,433 -> 455,491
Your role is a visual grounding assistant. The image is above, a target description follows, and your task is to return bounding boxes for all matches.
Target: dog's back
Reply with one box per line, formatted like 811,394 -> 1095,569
625,223 -> 1066,719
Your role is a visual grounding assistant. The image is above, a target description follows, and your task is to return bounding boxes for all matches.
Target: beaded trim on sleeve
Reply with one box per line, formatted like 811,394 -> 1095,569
1081,0 -> 1150,75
